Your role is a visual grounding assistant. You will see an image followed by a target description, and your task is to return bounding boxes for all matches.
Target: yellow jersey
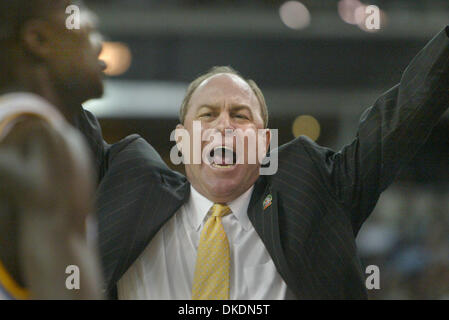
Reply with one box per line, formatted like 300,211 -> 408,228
0,92 -> 65,300
0,260 -> 28,300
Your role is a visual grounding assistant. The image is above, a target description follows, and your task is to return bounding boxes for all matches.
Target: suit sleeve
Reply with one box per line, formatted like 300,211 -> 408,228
303,26 -> 449,234
75,108 -> 168,182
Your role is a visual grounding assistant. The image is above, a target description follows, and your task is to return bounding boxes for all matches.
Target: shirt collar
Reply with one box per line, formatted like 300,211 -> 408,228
187,185 -> 254,232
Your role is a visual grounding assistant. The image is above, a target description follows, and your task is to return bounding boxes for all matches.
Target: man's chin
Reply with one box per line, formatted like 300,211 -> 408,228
206,188 -> 240,203
83,82 -> 104,102
92,80 -> 105,98
188,163 -> 259,202
204,176 -> 248,202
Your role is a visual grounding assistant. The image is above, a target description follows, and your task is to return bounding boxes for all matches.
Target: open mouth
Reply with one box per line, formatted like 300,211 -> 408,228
209,146 -> 237,168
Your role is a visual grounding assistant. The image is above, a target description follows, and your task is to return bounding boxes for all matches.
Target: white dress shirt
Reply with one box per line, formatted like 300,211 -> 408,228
117,185 -> 295,300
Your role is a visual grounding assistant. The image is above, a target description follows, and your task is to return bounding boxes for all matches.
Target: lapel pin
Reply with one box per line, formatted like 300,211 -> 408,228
263,194 -> 272,210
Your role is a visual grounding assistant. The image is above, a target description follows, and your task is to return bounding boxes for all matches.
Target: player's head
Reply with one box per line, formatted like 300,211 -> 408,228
0,0 -> 105,105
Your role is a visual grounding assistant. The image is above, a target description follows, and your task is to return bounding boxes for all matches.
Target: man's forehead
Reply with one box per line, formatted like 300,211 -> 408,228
193,73 -> 256,103
198,73 -> 251,92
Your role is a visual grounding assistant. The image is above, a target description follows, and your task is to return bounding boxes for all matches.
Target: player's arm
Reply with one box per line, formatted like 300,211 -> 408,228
303,26 -> 449,234
0,116 -> 103,299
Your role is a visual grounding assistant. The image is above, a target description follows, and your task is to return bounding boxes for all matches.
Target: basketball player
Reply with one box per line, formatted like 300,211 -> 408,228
0,0 -> 104,299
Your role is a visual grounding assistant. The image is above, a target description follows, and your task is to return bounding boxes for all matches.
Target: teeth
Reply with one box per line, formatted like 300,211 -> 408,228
211,146 -> 236,166
214,146 -> 233,152
212,163 -> 234,168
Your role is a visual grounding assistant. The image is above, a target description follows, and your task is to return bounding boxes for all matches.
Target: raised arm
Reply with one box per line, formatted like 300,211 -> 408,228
303,26 -> 449,234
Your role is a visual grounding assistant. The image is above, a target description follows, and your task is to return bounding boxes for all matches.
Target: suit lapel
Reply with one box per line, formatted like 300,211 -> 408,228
247,177 -> 303,298
76,109 -> 191,293
102,175 -> 190,291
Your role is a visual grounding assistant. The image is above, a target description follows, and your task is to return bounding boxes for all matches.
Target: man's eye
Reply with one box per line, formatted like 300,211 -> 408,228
235,114 -> 249,120
199,113 -> 212,118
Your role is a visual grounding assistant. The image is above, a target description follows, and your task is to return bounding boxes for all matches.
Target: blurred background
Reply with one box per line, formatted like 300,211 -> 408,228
82,0 -> 449,299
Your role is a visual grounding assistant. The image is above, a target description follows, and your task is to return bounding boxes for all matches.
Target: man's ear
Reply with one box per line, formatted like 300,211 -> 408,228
20,20 -> 54,60
175,123 -> 186,153
174,123 -> 194,164
257,128 -> 271,165
265,128 -> 271,153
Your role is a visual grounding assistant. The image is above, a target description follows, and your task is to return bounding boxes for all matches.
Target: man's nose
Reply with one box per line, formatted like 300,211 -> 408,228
214,113 -> 234,133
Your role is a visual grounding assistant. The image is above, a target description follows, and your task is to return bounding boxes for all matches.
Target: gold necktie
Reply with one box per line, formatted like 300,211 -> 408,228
192,203 -> 232,300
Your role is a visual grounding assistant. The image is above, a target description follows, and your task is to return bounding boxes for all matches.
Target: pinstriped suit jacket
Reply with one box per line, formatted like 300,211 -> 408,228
77,27 -> 449,299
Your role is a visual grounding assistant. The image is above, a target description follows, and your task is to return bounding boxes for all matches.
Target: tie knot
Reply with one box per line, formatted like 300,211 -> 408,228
210,203 -> 231,217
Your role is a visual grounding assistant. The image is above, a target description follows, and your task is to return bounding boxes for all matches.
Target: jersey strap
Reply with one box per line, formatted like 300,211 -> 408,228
0,260 -> 29,300
0,92 -> 65,140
